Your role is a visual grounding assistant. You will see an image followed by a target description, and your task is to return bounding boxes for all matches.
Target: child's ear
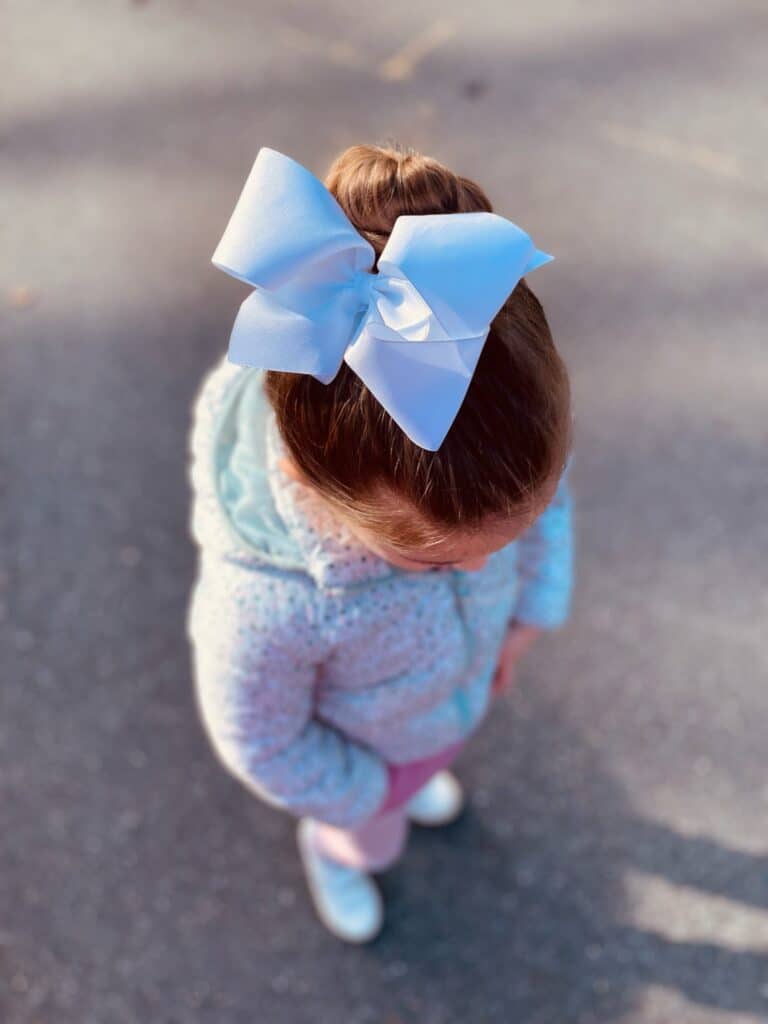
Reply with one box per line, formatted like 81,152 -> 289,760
279,456 -> 305,483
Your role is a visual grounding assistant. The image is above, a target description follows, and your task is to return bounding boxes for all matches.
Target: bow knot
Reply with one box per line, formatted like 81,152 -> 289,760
350,267 -> 376,300
213,147 -> 553,450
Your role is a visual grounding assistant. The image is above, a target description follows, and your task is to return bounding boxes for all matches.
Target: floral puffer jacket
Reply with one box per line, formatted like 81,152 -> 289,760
185,355 -> 574,828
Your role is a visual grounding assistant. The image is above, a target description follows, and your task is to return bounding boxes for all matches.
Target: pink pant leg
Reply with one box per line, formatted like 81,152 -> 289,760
307,808 -> 409,872
307,740 -> 465,872
378,741 -> 465,814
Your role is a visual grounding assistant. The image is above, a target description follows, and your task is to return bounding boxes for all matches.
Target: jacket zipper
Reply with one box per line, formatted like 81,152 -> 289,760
449,572 -> 475,731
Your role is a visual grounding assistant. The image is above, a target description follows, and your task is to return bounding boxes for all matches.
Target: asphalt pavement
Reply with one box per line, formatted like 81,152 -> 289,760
2,2 -> 767,1021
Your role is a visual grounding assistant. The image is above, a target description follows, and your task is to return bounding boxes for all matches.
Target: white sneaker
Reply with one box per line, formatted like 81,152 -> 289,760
405,770 -> 465,826
296,819 -> 383,944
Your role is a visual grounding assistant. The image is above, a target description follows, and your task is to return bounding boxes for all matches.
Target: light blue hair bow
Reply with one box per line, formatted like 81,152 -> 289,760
213,147 -> 553,451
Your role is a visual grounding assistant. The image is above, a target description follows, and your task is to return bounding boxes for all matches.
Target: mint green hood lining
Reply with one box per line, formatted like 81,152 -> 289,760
212,367 -> 309,571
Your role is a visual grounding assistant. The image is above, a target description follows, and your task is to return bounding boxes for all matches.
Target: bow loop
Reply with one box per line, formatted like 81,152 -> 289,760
377,213 -> 552,338
213,147 -> 374,291
213,147 -> 554,450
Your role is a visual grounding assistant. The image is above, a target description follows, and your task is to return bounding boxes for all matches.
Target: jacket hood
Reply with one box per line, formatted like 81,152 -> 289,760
212,364 -> 402,590
213,365 -> 306,570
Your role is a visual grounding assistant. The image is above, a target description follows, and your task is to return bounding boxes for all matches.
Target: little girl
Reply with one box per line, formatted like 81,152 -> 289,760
185,142 -> 574,943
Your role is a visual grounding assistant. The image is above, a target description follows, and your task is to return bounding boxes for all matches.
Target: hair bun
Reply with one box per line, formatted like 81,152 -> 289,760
324,142 -> 493,255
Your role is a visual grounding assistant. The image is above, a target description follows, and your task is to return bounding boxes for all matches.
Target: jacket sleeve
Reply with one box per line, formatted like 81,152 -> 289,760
510,459 -> 575,630
188,564 -> 389,829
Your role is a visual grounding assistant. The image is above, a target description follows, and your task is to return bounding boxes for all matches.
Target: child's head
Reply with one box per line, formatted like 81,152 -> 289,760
264,142 -> 572,573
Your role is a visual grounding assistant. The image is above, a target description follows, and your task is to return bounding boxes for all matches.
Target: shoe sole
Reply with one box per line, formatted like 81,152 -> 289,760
406,801 -> 465,827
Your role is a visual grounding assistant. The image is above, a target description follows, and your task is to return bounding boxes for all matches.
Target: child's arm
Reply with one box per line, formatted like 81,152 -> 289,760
491,464 -> 574,695
510,458 -> 575,631
189,569 -> 388,830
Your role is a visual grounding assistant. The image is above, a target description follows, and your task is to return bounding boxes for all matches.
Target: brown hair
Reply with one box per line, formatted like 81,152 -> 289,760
263,142 -> 572,550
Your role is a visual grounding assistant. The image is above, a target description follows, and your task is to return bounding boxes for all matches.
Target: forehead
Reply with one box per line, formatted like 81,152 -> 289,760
340,473 -> 562,563
385,510 -> 536,564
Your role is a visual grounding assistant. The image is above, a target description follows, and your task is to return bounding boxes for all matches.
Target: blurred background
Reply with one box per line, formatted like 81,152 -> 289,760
2,1 -> 767,1021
